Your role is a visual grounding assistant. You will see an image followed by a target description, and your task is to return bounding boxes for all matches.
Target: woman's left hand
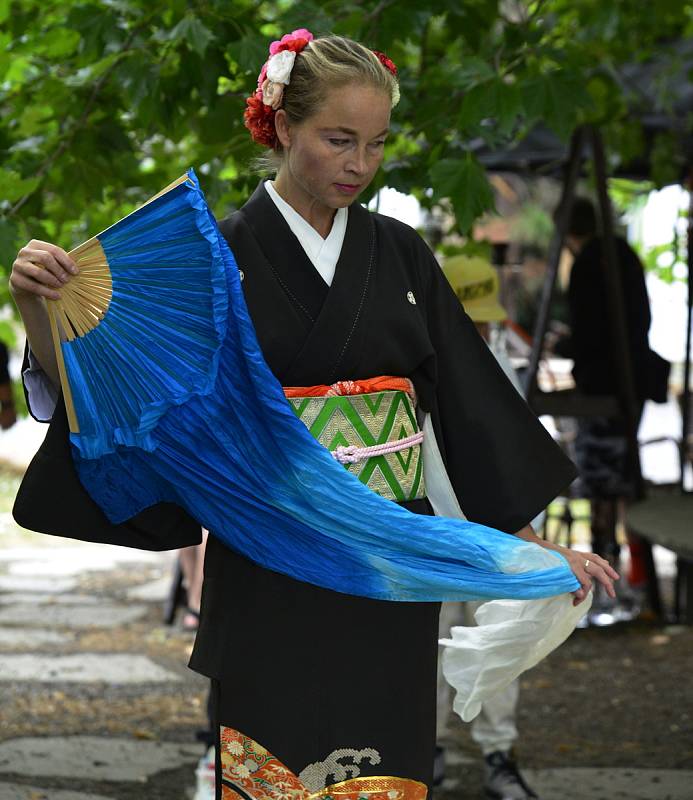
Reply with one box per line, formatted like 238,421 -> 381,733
513,525 -> 620,606
560,548 -> 620,606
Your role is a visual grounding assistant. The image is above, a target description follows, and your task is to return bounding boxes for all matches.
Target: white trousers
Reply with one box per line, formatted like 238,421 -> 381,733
437,601 -> 519,755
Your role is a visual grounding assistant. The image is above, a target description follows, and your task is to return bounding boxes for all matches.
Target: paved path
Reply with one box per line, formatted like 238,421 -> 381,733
0,536 -> 209,800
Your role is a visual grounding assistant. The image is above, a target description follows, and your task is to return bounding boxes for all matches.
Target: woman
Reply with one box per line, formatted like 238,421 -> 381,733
10,31 -> 617,797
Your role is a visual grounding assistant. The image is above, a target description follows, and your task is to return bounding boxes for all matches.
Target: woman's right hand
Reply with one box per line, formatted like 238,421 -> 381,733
9,240 -> 78,302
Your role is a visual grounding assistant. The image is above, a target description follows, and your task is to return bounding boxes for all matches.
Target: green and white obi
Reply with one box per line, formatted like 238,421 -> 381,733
288,390 -> 425,503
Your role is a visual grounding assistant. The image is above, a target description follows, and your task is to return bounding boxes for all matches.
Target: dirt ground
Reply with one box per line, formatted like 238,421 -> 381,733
438,615 -> 693,797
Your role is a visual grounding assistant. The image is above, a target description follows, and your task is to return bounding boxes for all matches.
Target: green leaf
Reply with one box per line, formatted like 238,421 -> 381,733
66,5 -> 123,59
523,71 -> 593,139
0,170 -> 40,204
0,217 -> 20,276
0,319 -> 17,347
63,52 -> 123,90
450,57 -> 495,90
459,83 -> 497,132
170,15 -> 215,57
448,0 -> 500,46
232,33 -> 268,73
458,78 -> 520,137
16,105 -> 54,138
495,82 -> 522,136
117,53 -> 160,113
429,155 -> 495,234
279,1 -> 336,37
35,27 -> 81,59
4,55 -> 34,87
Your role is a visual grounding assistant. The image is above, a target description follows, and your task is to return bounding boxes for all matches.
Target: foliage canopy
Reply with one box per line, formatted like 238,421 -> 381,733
1,0 -> 692,311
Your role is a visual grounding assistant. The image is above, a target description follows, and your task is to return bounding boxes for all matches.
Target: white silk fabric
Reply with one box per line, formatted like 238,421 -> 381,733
422,413 -> 591,722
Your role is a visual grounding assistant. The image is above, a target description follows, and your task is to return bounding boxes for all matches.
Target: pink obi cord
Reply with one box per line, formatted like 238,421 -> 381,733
332,431 -> 425,465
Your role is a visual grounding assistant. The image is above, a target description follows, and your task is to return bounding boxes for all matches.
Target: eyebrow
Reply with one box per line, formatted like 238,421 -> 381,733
320,126 -> 390,137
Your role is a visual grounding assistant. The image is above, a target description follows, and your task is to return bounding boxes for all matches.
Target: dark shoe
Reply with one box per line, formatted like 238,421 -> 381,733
433,744 -> 445,786
483,750 -> 538,800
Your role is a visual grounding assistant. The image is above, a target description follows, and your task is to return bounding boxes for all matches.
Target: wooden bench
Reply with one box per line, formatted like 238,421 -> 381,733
626,494 -> 693,623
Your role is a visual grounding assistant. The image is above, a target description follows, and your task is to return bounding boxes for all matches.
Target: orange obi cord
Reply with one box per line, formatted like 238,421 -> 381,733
283,375 -> 416,403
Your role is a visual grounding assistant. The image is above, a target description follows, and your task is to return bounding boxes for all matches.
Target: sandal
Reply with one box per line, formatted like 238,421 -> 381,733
182,606 -> 200,632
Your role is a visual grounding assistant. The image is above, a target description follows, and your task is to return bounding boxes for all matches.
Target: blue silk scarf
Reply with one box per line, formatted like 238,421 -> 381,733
65,170 -> 580,602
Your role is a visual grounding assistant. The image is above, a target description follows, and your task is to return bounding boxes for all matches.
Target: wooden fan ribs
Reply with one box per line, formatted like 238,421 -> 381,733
49,238 -> 112,340
46,237 -> 113,433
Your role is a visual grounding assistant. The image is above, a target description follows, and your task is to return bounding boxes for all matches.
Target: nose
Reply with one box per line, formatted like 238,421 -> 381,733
345,147 -> 369,176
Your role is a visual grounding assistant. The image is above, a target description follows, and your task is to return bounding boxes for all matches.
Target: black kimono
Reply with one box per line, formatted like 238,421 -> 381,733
189,184 -> 575,790
14,181 -> 575,794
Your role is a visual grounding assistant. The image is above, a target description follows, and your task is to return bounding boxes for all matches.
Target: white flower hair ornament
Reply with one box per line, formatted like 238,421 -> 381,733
261,50 -> 296,110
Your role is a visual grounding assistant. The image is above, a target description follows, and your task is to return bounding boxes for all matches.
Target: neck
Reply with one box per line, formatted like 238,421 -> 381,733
272,176 -> 336,239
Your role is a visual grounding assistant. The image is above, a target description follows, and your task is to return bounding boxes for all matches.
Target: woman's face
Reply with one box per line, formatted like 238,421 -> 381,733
275,83 -> 391,223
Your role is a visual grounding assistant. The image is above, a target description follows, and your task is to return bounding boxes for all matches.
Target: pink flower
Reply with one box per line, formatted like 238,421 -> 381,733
257,29 -> 313,89
269,28 -> 314,55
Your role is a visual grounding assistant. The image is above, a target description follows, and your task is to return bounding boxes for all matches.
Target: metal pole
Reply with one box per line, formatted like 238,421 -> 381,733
681,181 -> 693,493
523,127 -> 585,399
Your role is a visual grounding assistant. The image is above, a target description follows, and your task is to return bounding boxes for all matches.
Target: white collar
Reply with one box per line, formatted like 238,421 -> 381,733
264,180 -> 348,287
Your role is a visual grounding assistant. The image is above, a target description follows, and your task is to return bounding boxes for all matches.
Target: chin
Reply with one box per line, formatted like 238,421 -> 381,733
331,192 -> 363,208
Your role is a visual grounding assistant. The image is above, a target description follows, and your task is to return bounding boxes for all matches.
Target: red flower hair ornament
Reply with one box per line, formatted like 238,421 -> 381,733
373,50 -> 400,106
244,28 -> 314,149
373,50 -> 397,76
244,31 -> 400,148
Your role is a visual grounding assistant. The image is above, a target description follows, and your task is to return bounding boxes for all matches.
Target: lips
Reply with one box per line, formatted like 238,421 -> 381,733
334,183 -> 361,194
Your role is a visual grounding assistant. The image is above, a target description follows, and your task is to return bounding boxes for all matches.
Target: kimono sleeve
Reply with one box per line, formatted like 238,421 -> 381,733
13,393 -> 202,551
424,255 -> 577,533
21,341 -> 59,422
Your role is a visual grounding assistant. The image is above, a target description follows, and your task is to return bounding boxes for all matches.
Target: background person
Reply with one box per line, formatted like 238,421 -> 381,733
437,254 -> 541,800
554,197 -> 652,614
178,530 -> 209,631
0,340 -> 17,430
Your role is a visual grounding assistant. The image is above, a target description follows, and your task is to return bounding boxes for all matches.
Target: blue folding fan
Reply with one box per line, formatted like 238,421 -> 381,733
47,172 -> 228,453
47,170 -> 580,603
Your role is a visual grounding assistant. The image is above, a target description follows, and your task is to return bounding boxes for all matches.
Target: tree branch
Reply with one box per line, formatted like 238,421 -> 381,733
8,14 -> 158,219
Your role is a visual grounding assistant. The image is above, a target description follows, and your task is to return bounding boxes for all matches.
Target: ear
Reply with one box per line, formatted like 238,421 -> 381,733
274,110 -> 292,149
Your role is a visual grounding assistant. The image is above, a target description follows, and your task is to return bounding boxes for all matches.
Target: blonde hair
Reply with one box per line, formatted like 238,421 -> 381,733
285,36 -> 398,123
255,34 -> 399,172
